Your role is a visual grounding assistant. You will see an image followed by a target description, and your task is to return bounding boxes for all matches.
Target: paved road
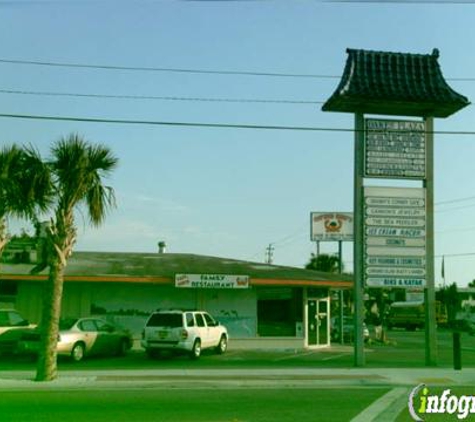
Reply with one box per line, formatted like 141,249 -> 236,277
1,367 -> 474,421
1,329 -> 474,421
0,386 -> 392,422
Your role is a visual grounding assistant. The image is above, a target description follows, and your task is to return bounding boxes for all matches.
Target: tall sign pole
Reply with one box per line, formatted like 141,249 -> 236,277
354,113 -> 365,367
322,48 -> 469,368
424,117 -> 437,366
338,240 -> 344,345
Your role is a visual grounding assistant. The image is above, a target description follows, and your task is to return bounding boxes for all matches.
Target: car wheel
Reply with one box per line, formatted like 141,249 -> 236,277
190,339 -> 201,360
215,335 -> 227,355
71,342 -> 85,362
116,338 -> 129,356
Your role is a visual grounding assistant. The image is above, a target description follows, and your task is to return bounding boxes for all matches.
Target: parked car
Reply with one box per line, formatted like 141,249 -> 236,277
452,319 -> 475,336
18,317 -> 133,362
0,309 -> 36,355
331,316 -> 370,343
141,310 -> 228,359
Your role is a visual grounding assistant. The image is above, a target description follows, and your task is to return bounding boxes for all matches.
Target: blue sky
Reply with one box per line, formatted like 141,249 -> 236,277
2,0 -> 475,287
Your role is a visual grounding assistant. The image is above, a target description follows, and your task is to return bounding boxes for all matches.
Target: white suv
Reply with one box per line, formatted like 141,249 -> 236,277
141,310 -> 228,359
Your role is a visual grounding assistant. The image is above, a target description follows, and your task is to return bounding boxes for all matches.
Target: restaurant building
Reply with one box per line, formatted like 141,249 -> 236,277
0,240 -> 352,348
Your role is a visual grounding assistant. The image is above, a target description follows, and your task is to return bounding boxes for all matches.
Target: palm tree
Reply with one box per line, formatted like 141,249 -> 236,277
35,134 -> 118,381
0,145 -> 51,256
305,253 -> 342,274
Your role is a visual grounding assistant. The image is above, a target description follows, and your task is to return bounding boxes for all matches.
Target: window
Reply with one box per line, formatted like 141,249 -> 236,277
59,318 -> 78,330
0,312 -> 10,326
8,311 -> 26,327
95,320 -> 114,333
147,313 -> 183,328
0,280 -> 18,303
203,313 -> 216,327
185,313 -> 195,327
79,320 -> 98,332
195,313 -> 206,327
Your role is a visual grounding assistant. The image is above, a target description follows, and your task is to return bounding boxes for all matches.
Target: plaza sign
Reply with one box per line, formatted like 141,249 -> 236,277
365,118 -> 426,179
175,274 -> 250,289
364,186 -> 427,288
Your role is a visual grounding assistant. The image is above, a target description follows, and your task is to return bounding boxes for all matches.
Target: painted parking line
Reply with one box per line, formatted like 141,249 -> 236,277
351,387 -> 409,422
321,352 -> 351,361
273,350 -> 321,362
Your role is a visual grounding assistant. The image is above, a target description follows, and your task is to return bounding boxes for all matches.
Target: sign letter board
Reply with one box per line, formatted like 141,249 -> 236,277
365,119 -> 426,179
364,187 -> 426,288
310,212 -> 354,242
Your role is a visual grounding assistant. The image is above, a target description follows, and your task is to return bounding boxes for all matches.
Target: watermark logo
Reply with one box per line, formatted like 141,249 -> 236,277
408,384 -> 475,420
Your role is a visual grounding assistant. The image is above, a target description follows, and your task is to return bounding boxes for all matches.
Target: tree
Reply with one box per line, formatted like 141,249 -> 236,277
468,280 -> 475,288
305,253 -> 342,273
0,145 -> 51,256
35,134 -> 118,381
436,282 -> 460,324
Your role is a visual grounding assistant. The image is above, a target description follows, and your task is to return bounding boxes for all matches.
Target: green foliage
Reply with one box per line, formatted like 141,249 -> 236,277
0,145 -> 52,256
305,253 -> 342,273
436,282 -> 460,323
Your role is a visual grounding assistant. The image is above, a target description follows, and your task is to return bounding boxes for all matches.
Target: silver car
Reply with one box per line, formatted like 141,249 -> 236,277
0,309 -> 36,355
19,317 -> 133,362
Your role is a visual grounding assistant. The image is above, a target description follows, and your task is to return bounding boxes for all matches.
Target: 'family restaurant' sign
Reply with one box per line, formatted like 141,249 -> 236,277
175,274 -> 250,289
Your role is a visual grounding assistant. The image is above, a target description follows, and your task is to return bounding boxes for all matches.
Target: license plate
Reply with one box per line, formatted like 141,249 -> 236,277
158,330 -> 168,339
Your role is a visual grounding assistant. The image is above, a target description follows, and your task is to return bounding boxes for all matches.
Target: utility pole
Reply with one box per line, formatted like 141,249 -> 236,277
265,244 -> 274,264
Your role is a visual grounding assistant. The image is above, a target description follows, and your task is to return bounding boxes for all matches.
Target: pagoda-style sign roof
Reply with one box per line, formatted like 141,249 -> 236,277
322,48 -> 469,118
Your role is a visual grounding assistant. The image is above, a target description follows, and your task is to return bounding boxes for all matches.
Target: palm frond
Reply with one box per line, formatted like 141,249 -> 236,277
51,133 -> 119,228
0,144 -> 52,220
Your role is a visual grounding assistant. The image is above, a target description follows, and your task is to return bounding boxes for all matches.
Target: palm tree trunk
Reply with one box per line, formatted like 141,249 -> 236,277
35,258 -> 65,381
0,216 -> 9,257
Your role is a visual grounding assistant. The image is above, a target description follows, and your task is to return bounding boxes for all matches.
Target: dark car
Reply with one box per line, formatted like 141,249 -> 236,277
19,317 -> 133,361
331,316 -> 370,343
452,319 -> 475,336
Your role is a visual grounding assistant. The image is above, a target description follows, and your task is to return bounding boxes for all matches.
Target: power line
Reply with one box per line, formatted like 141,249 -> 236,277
437,252 -> 475,258
1,57 -> 474,81
5,87 -> 475,109
4,112 -> 475,135
0,113 -> 355,131
0,58 -> 339,79
0,88 -> 323,105
436,195 -> 475,205
328,0 -> 475,3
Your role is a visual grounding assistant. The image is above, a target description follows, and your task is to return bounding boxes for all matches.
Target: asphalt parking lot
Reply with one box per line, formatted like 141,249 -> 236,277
1,328 -> 474,371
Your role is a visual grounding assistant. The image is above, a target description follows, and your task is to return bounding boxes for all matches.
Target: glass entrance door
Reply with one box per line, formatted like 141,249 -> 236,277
307,298 -> 330,347
307,299 -> 318,346
317,298 -> 329,346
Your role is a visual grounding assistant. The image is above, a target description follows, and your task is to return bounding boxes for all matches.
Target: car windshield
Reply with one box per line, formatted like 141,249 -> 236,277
147,313 -> 182,328
59,318 -> 78,330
